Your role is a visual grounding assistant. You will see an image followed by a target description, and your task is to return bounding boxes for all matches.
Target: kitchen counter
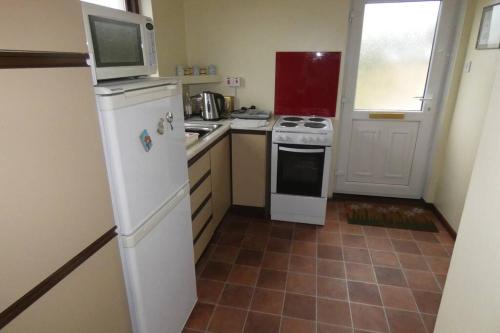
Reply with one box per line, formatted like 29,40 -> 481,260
185,116 -> 276,160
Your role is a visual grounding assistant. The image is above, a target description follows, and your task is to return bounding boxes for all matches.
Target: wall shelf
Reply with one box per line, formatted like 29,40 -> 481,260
176,75 -> 221,85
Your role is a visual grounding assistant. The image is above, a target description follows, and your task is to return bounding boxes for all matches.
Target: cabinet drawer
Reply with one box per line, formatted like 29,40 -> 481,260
190,175 -> 212,214
192,197 -> 212,240
188,153 -> 210,188
193,216 -> 214,263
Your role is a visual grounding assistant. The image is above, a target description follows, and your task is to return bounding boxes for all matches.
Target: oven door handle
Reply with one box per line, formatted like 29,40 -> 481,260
278,147 -> 324,153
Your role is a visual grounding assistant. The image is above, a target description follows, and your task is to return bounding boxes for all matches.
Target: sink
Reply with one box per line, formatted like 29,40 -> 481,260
184,123 -> 222,139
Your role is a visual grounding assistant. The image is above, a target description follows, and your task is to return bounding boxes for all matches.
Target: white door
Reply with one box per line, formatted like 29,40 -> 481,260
336,0 -> 460,198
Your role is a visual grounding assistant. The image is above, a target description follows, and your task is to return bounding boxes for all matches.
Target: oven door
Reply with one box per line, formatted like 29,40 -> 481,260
272,144 -> 331,198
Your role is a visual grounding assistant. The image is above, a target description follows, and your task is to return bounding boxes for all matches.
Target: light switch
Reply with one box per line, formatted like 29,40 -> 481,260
464,60 -> 472,73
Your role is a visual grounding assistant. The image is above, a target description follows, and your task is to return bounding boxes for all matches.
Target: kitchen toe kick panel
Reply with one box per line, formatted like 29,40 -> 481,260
271,194 -> 326,225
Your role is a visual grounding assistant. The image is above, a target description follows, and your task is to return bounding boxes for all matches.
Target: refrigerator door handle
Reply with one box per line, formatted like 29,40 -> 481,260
121,181 -> 189,248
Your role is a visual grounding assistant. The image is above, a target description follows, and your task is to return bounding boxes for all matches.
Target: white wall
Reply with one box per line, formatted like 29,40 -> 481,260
431,0 -> 500,231
434,50 -> 500,333
183,0 -> 350,111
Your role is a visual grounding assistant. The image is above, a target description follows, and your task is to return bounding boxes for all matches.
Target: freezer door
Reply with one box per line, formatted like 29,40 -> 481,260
98,84 -> 188,235
120,194 -> 196,333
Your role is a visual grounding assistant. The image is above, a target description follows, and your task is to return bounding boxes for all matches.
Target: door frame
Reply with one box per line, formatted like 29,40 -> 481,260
335,0 -> 464,198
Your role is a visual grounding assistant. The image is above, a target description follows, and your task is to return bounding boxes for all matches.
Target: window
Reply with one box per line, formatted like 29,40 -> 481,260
354,1 -> 441,111
81,0 -> 126,11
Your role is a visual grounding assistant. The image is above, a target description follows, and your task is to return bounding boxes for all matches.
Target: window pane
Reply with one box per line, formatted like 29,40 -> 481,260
82,0 -> 126,11
354,1 -> 440,111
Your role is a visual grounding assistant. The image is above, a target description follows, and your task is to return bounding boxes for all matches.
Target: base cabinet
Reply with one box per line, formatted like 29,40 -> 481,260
188,134 -> 231,262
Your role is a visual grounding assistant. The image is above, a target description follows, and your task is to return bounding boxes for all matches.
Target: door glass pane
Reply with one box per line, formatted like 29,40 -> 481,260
354,1 -> 440,111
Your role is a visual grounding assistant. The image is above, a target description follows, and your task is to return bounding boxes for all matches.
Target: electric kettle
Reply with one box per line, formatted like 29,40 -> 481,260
199,91 -> 225,120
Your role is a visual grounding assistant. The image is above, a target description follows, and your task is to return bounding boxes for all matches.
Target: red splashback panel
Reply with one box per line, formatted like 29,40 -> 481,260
274,52 -> 341,117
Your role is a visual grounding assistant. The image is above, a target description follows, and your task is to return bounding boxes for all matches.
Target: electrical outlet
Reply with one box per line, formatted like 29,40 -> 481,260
224,76 -> 241,87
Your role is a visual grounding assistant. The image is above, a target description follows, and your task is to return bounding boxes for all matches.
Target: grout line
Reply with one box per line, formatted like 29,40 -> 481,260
278,222 -> 295,333
368,242 -> 392,333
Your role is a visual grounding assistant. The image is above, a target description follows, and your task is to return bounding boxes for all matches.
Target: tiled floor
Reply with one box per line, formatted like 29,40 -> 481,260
184,200 -> 454,333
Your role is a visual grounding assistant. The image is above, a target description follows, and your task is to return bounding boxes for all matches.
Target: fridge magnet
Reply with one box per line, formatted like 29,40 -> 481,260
140,129 -> 153,152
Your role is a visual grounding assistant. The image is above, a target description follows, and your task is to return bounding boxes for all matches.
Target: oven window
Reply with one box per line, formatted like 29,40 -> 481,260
89,15 -> 144,67
276,145 -> 325,197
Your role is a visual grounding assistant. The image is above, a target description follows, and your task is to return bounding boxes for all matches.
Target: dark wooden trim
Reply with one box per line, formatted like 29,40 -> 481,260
0,51 -> 89,69
125,0 -> 140,13
193,215 -> 213,244
0,226 -> 117,329
231,205 -> 266,218
191,193 -> 212,221
427,204 -> 457,240
188,130 -> 230,167
331,193 -> 457,240
231,129 -> 267,135
190,170 -> 211,195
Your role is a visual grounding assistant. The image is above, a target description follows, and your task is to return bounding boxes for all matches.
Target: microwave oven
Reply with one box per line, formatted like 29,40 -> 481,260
81,2 -> 157,82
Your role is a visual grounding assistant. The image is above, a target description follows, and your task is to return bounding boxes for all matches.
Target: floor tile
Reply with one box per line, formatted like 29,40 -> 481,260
250,288 -> 284,315
412,290 -> 442,314
391,239 -> 422,255
342,234 -> 367,248
241,233 -> 269,251
219,284 -> 254,308
219,232 -> 245,247
262,252 -> 289,271
235,249 -> 263,267
350,303 -> 389,333
371,251 -> 399,267
247,222 -> 271,236
257,269 -> 287,290
346,263 -> 376,283
211,245 -> 240,263
208,306 -> 247,333
197,279 -> 225,303
343,247 -> 371,264
363,226 -> 389,238
317,323 -> 353,333
340,223 -> 364,235
243,312 -> 280,333
374,266 -> 407,287
271,226 -> 294,240
281,317 -> 316,333
318,231 -> 341,245
201,261 -> 232,281
317,298 -> 351,327
348,281 -> 382,306
185,302 -> 214,330
267,238 -> 292,253
386,308 -> 426,333
398,254 -> 429,271
317,259 -> 346,279
294,229 -> 317,242
379,285 -> 417,311
292,241 -> 317,257
435,274 -> 447,290
411,231 -> 439,243
283,293 -> 316,320
366,237 -> 394,251
417,242 -> 449,257
425,256 -> 450,274
404,270 -> 440,292
227,265 -> 259,286
225,221 -> 249,234
318,245 -> 343,260
387,229 -> 413,240
289,255 -> 316,274
287,272 -> 317,296
317,276 -> 348,300
421,313 -> 437,332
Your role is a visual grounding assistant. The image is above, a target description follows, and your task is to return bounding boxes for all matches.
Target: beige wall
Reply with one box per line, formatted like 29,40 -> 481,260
434,49 -> 500,333
430,0 -> 500,231
141,0 -> 188,76
183,0 -> 350,111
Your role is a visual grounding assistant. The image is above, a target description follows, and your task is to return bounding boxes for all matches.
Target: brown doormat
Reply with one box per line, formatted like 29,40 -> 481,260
346,202 -> 438,232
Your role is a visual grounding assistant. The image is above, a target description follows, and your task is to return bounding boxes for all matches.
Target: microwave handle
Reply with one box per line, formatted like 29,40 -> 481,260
278,147 -> 324,154
86,53 -> 97,86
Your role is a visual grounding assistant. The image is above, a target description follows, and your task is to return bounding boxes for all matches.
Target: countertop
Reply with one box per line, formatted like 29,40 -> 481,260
185,116 -> 276,160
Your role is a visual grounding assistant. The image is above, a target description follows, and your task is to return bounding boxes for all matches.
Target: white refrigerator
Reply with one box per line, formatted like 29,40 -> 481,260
94,78 -> 197,333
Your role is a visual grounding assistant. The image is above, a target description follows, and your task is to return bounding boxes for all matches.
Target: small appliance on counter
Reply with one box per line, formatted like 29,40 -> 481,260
189,91 -> 225,120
